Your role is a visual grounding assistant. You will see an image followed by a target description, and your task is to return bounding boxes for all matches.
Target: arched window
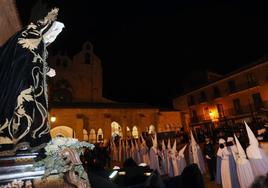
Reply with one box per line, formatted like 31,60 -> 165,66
83,129 -> 88,141
111,121 -> 123,137
132,126 -> 139,139
97,128 -> 103,143
89,129 -> 96,143
149,125 -> 156,134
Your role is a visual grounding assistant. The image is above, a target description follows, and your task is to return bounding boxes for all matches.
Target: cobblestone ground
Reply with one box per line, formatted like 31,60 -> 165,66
203,173 -> 220,188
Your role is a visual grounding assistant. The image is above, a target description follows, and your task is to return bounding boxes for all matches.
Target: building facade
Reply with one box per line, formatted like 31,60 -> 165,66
48,42 -> 182,143
173,59 -> 268,135
0,0 -> 21,46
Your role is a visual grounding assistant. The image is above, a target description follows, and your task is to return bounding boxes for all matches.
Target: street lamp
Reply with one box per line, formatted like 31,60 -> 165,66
50,116 -> 56,123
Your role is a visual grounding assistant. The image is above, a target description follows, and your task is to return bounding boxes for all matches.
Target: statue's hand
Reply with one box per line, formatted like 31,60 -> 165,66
46,68 -> 56,77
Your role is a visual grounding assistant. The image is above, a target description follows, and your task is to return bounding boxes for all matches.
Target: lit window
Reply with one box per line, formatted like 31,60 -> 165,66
132,126 -> 139,138
149,125 -> 156,134
83,129 -> 88,141
89,129 -> 96,143
111,121 -> 123,137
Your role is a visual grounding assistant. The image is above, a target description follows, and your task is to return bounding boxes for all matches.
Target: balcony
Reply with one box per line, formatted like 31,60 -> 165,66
223,105 -> 252,117
190,106 -> 252,124
227,81 -> 259,95
190,115 -> 211,124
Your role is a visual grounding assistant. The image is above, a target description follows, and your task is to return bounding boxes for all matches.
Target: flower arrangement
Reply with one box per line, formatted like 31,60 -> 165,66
34,137 -> 95,181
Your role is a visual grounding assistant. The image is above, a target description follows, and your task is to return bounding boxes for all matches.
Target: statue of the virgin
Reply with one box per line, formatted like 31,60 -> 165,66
0,3 -> 64,156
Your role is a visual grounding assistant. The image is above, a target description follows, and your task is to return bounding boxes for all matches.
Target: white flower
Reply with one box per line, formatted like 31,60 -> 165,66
53,138 -> 66,146
45,144 -> 59,155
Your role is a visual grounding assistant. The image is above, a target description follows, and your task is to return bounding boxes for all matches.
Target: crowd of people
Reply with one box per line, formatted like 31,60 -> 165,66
80,121 -> 268,188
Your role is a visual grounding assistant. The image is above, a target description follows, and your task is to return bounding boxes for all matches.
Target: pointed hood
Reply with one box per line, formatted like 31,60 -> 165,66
141,135 -> 146,144
113,140 -> 117,150
245,121 -> 262,159
122,139 -> 125,148
162,140 -> 166,150
131,139 -> 134,148
219,138 -> 225,144
216,138 -> 225,157
178,144 -> 187,157
135,139 -> 139,149
190,131 -> 197,146
227,137 -> 234,143
126,139 -> 129,148
245,121 -> 259,146
167,139 -> 171,150
172,140 -> 177,153
119,139 -> 122,148
153,133 -> 158,148
234,134 -> 247,164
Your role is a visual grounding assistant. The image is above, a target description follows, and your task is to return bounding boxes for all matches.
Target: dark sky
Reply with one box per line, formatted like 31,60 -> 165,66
16,0 -> 268,107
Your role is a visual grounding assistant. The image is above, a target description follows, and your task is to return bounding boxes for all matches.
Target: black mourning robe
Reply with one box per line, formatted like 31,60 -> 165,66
0,22 -> 52,156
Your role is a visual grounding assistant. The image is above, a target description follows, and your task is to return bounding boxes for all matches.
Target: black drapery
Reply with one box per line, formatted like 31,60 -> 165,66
0,12 -> 57,156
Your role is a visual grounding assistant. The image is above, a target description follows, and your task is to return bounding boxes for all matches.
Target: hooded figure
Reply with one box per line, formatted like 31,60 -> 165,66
134,139 -> 141,164
245,121 -> 268,177
171,140 -> 179,176
130,139 -> 137,162
122,139 -> 126,162
234,135 -> 254,188
177,144 -> 187,175
216,138 -> 224,185
118,139 -> 122,162
125,139 -> 131,159
216,138 -> 234,188
188,131 -> 206,174
227,137 -> 238,162
139,135 -> 150,165
161,140 -> 168,175
167,139 -> 174,177
149,134 -> 161,173
112,140 -> 118,161
226,137 -> 240,188
0,6 -> 64,156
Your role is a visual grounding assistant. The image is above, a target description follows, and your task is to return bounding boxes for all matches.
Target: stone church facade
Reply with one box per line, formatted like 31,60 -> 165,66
48,42 -> 183,143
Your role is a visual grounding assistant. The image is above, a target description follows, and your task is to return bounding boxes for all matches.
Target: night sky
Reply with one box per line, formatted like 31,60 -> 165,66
16,0 -> 268,108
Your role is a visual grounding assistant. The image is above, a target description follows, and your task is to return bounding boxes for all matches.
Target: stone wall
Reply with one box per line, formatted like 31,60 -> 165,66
0,0 -> 21,46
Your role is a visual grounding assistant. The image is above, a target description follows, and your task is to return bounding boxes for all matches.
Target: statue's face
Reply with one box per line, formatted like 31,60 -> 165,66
43,21 -> 65,44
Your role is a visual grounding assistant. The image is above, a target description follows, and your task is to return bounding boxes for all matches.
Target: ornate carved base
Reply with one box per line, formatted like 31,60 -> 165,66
0,149 -> 91,188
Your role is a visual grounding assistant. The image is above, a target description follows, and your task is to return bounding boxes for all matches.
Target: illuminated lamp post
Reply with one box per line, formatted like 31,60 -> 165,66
50,115 -> 56,123
209,110 -> 218,137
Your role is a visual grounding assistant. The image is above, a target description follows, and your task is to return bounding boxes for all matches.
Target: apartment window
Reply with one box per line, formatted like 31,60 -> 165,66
187,95 -> 195,106
233,98 -> 242,114
228,80 -> 236,93
252,93 -> 263,110
199,91 -> 207,103
247,73 -> 257,86
190,109 -> 198,123
213,86 -> 221,98
217,104 -> 224,118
